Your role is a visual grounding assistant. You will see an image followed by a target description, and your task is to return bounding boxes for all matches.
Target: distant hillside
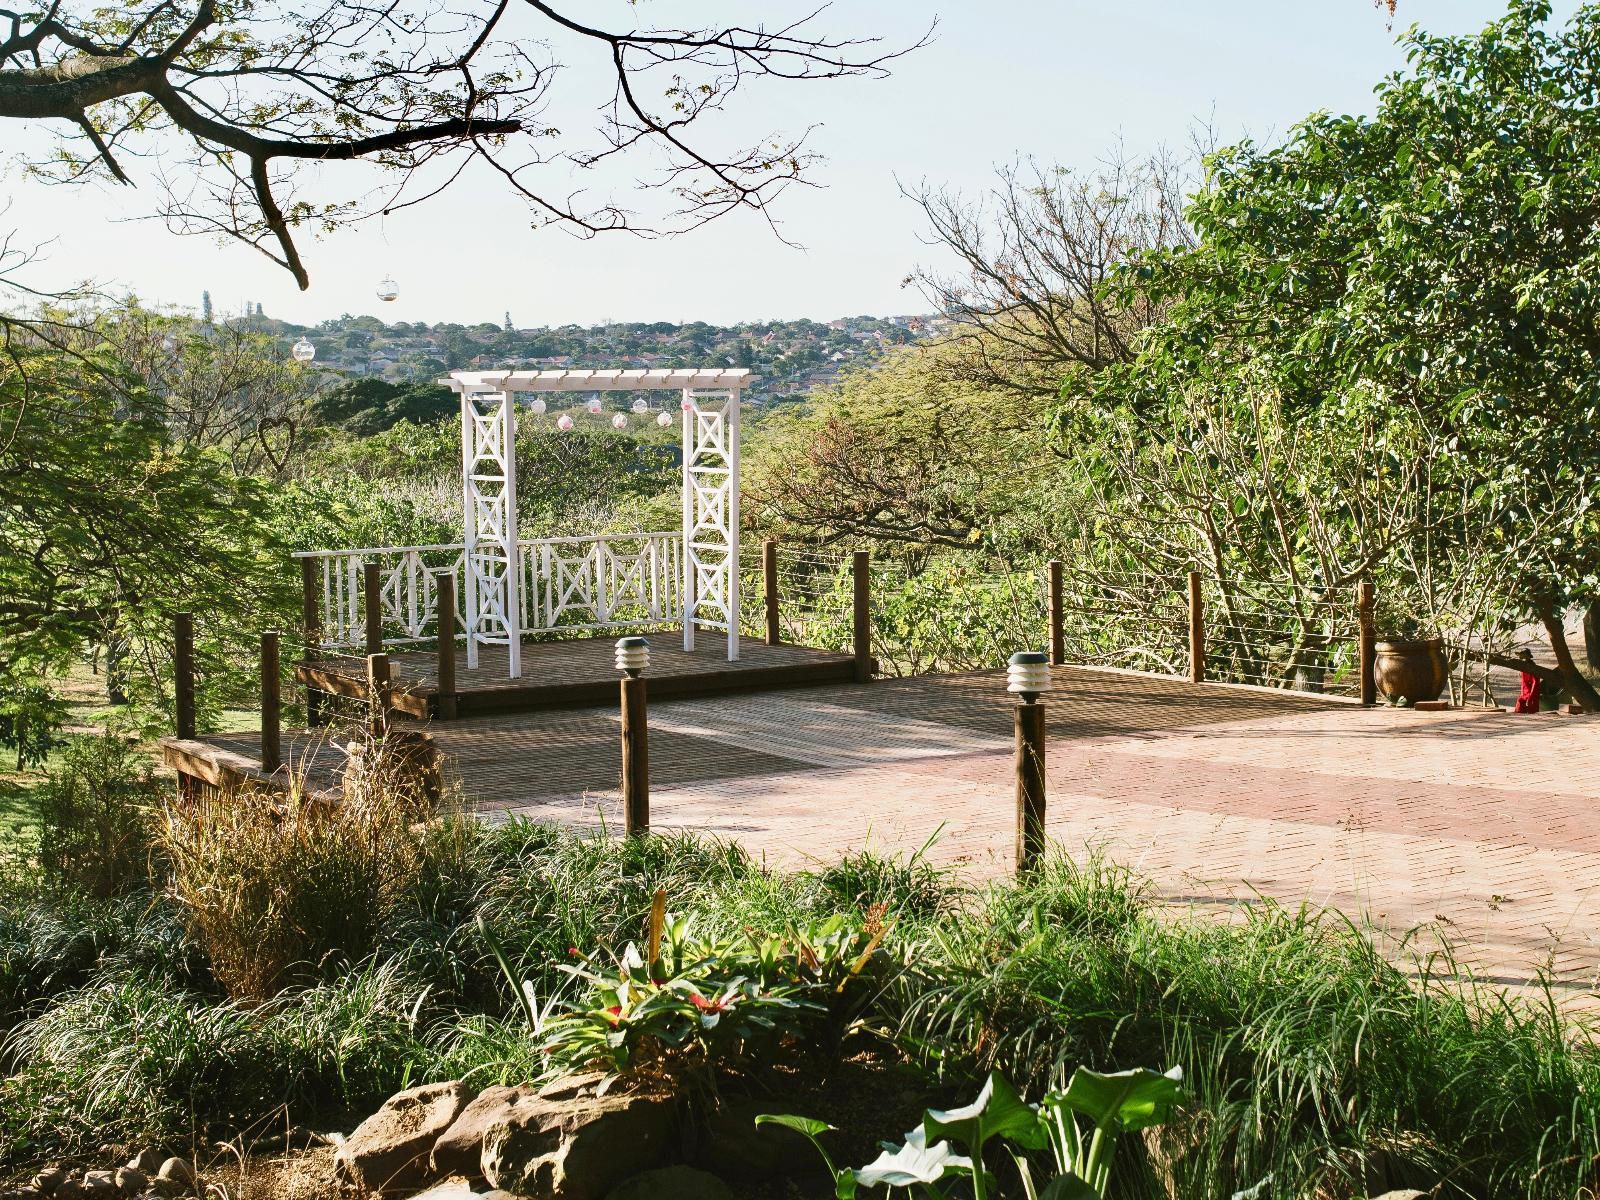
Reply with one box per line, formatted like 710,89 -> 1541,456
232,311 -> 949,402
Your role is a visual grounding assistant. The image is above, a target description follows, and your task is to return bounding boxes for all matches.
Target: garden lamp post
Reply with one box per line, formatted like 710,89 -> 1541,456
1007,650 -> 1051,874
616,637 -> 650,836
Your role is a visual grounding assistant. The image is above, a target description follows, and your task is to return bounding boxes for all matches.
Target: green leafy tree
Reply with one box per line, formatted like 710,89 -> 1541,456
1082,0 -> 1600,706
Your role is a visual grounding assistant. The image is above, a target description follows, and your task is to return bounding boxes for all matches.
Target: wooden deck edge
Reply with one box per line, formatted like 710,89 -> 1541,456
295,662 -> 430,718
453,658 -> 862,717
160,737 -> 295,793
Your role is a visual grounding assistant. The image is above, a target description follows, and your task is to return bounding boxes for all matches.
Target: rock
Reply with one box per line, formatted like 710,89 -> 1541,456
481,1090 -> 673,1200
113,1169 -> 148,1195
690,1098 -> 826,1180
401,1186 -> 478,1200
334,1080 -> 474,1194
78,1173 -> 117,1198
126,1153 -> 163,1176
30,1169 -> 67,1195
432,1085 -> 540,1180
154,1160 -> 194,1188
1368,1193 -> 1427,1200
605,1166 -> 736,1200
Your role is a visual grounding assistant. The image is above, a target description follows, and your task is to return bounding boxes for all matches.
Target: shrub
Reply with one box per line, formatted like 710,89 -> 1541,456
158,733 -> 447,1001
37,734 -> 164,899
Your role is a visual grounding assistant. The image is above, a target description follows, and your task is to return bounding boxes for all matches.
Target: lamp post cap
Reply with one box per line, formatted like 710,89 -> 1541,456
1008,651 -> 1048,666
616,636 -> 650,649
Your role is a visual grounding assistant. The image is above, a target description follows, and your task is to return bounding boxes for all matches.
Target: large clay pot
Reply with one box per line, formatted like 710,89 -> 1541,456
1374,637 -> 1447,704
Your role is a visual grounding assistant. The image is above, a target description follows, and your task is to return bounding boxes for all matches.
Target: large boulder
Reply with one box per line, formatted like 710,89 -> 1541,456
480,1089 -> 673,1200
431,1085 -> 540,1179
605,1166 -> 736,1200
335,1080 -> 474,1194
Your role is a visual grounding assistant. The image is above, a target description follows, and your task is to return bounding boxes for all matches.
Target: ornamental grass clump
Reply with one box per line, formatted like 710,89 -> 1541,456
158,733 -> 448,1001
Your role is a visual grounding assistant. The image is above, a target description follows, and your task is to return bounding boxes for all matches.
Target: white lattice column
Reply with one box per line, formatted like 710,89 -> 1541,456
680,388 -> 741,661
460,390 -> 523,678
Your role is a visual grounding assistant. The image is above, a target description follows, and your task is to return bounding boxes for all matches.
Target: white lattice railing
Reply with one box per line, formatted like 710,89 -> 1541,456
295,532 -> 683,651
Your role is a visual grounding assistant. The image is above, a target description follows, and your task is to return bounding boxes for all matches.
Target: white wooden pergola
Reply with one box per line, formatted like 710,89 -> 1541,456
441,368 -> 749,678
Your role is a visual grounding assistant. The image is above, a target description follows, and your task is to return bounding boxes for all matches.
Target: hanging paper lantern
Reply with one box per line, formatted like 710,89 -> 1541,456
680,396 -> 696,412
291,337 -> 316,363
376,277 -> 399,302
556,414 -> 574,432
528,397 -> 547,415
656,411 -> 673,428
586,397 -> 603,415
611,413 -> 628,430
631,398 -> 649,414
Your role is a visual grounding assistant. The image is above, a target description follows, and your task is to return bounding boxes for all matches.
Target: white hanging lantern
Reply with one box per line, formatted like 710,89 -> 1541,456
291,336 -> 316,363
614,636 -> 650,677
631,398 -> 649,414
1006,651 -> 1051,703
656,411 -> 673,428
611,413 -> 628,430
586,397 -> 603,415
376,276 -> 399,302
556,414 -> 574,432
528,397 -> 547,416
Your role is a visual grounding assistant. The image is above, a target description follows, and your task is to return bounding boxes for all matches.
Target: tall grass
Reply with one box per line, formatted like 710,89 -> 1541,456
158,736 -> 447,1000
879,854 -> 1600,1199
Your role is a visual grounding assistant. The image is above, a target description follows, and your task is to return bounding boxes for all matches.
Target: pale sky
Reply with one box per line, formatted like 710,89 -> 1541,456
1,1 -> 1576,327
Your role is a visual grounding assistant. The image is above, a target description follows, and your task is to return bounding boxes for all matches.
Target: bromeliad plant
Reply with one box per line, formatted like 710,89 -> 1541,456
759,1065 -> 1184,1199
484,896 -> 891,1080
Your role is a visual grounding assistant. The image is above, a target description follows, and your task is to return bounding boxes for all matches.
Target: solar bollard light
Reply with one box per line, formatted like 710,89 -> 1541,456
1007,651 -> 1051,874
616,637 -> 651,835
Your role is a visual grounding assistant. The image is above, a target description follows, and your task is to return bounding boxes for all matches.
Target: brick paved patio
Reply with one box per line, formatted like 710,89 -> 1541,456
457,666 -> 1600,999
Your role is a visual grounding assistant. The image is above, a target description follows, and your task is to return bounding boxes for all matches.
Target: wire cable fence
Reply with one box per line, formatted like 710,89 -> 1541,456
739,542 -> 1389,697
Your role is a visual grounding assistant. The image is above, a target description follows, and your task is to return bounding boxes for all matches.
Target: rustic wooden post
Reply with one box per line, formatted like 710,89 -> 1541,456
174,611 -> 196,739
621,674 -> 650,836
1358,579 -> 1377,707
434,570 -> 459,720
300,557 -> 324,727
1015,700 -> 1047,875
363,561 -> 383,655
366,652 -> 391,737
763,538 -> 781,646
1047,559 -> 1065,667
260,630 -> 281,773
1187,570 -> 1205,685
1008,652 -> 1050,875
852,549 -> 872,682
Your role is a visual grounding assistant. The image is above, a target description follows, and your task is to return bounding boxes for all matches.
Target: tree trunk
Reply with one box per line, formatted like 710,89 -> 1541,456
1585,599 -> 1600,674
1539,603 -> 1600,713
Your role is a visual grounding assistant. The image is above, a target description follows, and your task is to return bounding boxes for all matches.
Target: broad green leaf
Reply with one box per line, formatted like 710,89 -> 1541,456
925,1071 -> 1048,1153
1054,1065 -> 1184,1133
755,1113 -> 836,1139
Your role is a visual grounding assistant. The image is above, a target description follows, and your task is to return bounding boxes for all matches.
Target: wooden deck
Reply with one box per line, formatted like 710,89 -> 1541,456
163,666 -> 1600,996
295,633 -> 859,718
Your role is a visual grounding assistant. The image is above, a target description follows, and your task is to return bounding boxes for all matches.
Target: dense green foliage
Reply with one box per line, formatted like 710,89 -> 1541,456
0,743 -> 1596,1197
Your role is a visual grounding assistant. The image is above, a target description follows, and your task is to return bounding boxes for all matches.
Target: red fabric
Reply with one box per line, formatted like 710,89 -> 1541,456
1515,671 -> 1542,714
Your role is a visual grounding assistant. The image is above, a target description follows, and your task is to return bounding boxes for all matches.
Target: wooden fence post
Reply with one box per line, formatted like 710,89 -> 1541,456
1047,559 -> 1065,667
366,653 -> 391,737
260,630 -> 281,773
300,557 -> 323,727
174,611 -> 196,739
763,538 -> 781,646
1188,570 -> 1206,685
435,571 -> 458,720
621,675 -> 650,836
363,561 -> 383,656
1358,579 -> 1377,707
852,550 -> 872,683
1015,700 -> 1047,875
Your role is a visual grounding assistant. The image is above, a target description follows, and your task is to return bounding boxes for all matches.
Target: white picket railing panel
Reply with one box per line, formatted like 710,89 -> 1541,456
294,533 -> 682,651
